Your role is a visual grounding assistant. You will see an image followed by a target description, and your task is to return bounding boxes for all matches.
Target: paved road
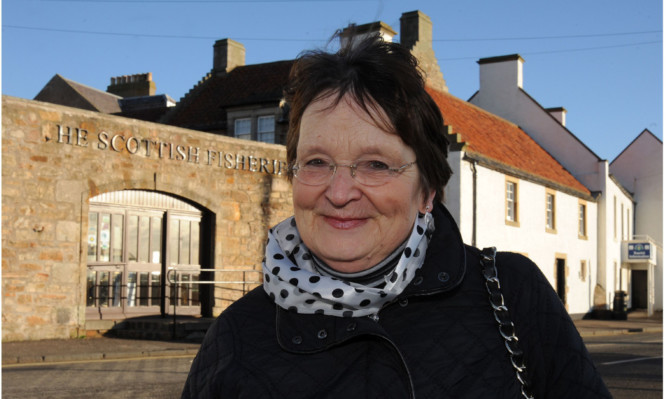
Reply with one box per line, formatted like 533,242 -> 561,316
3,332 -> 662,398
585,332 -> 663,399
2,355 -> 194,399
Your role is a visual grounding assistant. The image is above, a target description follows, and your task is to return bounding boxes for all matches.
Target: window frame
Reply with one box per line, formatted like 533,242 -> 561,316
579,260 -> 587,282
545,189 -> 557,233
613,196 -> 617,240
257,115 -> 275,143
233,117 -> 252,141
505,177 -> 520,227
578,200 -> 588,240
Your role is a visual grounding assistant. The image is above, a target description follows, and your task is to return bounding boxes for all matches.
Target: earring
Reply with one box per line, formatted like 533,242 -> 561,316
425,205 -> 431,212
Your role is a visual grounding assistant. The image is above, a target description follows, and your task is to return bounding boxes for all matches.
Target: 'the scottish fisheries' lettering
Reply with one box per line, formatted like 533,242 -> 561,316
52,124 -> 287,175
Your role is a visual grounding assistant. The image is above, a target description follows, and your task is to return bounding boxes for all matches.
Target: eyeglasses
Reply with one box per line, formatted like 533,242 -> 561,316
292,159 -> 417,186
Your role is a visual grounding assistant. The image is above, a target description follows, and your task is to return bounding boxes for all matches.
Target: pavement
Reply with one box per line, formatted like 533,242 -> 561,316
2,310 -> 662,366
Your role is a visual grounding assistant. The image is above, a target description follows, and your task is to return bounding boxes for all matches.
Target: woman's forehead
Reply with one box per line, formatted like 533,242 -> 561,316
303,92 -> 393,130
297,130 -> 413,162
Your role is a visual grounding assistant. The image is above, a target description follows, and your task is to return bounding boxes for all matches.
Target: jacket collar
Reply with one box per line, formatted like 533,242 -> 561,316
276,203 -> 467,353
399,203 -> 466,297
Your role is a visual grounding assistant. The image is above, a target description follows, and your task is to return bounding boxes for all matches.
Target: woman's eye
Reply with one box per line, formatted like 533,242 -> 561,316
304,158 -> 329,167
363,160 -> 389,171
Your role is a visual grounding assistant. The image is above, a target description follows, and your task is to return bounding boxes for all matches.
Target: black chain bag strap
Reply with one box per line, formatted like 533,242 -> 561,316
480,247 -> 535,399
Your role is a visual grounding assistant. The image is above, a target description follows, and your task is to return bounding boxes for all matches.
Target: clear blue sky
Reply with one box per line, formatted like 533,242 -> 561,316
2,0 -> 662,161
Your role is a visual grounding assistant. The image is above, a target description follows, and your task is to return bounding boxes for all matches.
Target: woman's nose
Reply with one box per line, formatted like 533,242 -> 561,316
325,166 -> 362,206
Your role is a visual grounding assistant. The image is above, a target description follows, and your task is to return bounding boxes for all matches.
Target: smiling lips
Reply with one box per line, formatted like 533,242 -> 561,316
322,215 -> 368,230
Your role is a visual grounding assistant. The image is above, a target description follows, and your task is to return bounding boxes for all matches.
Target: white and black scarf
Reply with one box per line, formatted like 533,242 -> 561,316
262,212 -> 434,318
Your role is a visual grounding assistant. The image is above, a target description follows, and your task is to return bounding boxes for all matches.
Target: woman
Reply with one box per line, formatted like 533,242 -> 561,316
182,36 -> 611,398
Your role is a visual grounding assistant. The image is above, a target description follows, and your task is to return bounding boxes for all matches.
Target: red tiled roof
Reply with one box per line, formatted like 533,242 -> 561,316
427,87 -> 590,196
164,60 -> 294,130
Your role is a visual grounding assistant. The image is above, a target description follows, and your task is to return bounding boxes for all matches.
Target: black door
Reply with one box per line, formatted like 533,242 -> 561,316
556,258 -> 566,304
631,270 -> 648,309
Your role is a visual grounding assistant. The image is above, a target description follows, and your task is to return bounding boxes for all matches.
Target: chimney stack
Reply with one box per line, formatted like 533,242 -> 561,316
107,73 -> 156,97
340,21 -> 397,48
400,10 -> 448,92
546,107 -> 567,126
213,39 -> 246,76
478,54 -> 525,95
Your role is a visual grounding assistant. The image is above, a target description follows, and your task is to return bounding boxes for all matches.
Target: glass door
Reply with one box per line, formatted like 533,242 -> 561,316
124,211 -> 164,316
166,212 -> 202,315
86,207 -> 165,319
86,191 -> 203,321
86,209 -> 128,319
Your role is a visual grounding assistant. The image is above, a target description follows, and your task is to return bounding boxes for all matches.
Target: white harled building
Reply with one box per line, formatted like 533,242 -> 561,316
468,55 -> 662,316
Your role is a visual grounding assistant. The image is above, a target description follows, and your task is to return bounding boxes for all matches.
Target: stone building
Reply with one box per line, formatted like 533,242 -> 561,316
2,96 -> 293,340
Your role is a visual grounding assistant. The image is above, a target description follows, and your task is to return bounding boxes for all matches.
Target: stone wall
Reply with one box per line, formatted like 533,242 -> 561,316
2,96 -> 293,341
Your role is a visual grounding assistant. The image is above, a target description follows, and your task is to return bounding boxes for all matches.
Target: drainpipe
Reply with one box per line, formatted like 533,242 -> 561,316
470,160 -> 478,247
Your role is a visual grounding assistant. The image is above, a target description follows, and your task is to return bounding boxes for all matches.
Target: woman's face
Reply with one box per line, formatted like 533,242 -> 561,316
293,94 -> 432,273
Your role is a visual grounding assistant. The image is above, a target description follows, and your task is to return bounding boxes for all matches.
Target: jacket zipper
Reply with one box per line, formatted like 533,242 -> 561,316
370,332 -> 416,399
367,308 -> 415,398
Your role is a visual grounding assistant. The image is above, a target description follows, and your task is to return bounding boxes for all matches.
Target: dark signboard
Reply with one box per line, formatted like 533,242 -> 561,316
628,243 -> 651,259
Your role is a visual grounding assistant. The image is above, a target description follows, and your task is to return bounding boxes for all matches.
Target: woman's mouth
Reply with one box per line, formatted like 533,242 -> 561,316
322,216 -> 368,230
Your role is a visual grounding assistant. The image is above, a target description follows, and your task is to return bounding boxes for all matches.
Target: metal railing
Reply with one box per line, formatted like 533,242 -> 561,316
166,267 -> 262,338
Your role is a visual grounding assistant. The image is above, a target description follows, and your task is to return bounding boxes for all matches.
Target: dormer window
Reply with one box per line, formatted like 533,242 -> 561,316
257,116 -> 275,143
230,113 -> 278,143
234,118 -> 252,140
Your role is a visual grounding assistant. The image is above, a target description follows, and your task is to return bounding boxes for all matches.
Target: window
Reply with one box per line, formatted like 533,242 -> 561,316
621,203 -> 625,239
169,217 -> 201,266
579,260 -> 587,282
505,178 -> 519,226
234,118 -> 251,140
87,211 -> 124,263
613,196 -> 617,239
627,208 -> 631,239
257,115 -> 275,143
578,201 -> 587,239
232,115 -> 277,143
545,190 -> 556,232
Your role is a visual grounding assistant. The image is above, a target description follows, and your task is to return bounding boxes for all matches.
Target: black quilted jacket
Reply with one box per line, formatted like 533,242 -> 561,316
182,205 -> 611,398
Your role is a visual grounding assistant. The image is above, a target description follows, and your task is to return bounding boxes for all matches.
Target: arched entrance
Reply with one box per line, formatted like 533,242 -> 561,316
85,190 -> 210,320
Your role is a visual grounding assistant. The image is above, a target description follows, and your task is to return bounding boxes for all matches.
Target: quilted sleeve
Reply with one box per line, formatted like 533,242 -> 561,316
496,252 -> 612,399
181,315 -> 239,398
181,313 -> 275,399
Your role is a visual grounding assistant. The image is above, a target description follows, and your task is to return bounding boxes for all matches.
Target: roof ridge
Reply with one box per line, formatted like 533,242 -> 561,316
59,74 -> 122,100
610,128 -> 663,165
425,85 -> 590,195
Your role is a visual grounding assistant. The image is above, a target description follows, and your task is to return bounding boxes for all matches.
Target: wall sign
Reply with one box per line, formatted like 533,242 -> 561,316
50,124 -> 288,176
628,243 -> 651,259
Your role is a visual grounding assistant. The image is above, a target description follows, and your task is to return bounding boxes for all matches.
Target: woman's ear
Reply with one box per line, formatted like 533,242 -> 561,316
420,190 -> 436,213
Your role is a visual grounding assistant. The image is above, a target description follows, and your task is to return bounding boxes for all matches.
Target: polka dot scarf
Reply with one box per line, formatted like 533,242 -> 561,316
262,212 -> 434,318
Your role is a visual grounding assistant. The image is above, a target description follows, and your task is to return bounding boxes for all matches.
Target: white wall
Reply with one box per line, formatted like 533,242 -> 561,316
610,130 -> 663,244
452,160 -> 598,315
610,130 -> 663,310
598,172 -> 636,308
443,150 -> 464,231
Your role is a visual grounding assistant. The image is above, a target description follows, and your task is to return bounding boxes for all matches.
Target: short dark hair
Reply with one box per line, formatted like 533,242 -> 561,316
285,35 -> 453,203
